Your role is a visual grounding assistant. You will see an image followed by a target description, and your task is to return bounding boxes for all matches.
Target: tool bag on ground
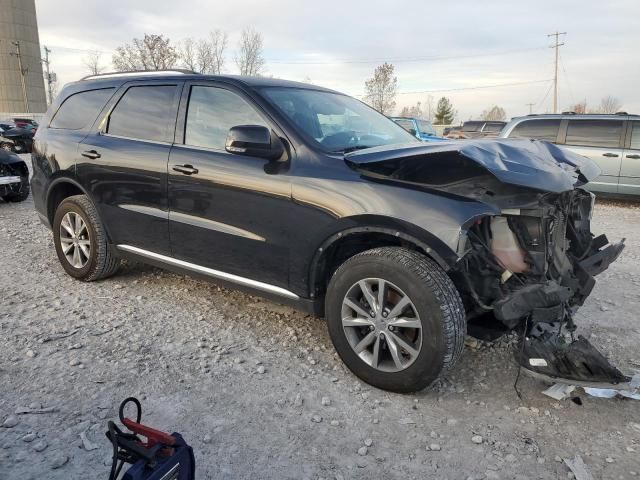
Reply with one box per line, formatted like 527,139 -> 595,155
105,397 -> 195,480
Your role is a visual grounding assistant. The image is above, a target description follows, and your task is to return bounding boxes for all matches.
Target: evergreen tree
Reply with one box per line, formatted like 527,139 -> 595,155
434,97 -> 455,124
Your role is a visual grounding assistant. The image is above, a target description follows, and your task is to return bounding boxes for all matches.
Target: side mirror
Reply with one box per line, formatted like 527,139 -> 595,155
225,125 -> 285,160
408,128 -> 417,137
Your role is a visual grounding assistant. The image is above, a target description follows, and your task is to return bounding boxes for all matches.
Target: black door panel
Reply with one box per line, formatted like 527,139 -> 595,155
76,82 -> 181,254
168,145 -> 291,287
77,135 -> 172,253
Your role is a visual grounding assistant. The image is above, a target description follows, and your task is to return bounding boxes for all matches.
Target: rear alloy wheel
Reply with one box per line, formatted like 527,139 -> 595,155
326,247 -> 466,393
59,212 -> 92,269
53,195 -> 120,281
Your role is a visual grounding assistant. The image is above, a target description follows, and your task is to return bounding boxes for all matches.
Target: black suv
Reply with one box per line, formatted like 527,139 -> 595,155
31,72 -> 626,392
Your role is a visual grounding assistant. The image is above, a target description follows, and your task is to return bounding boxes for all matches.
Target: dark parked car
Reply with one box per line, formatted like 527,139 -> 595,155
446,120 -> 506,139
31,72 -> 626,392
0,149 -> 30,202
11,117 -> 39,129
0,124 -> 35,153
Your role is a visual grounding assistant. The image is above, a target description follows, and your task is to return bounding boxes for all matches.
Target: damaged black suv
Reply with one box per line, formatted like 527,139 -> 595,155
31,72 -> 626,392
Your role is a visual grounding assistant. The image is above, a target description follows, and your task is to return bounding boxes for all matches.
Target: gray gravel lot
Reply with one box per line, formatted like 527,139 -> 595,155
1,166 -> 639,479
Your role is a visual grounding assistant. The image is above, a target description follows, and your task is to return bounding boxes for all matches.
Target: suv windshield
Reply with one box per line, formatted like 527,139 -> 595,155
261,87 -> 417,152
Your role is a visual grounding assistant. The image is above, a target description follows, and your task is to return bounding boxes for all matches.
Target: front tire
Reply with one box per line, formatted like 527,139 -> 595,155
326,247 -> 466,393
53,195 -> 120,281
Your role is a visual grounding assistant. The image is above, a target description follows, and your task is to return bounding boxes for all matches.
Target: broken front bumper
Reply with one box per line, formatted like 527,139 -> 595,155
0,175 -> 21,186
494,237 -> 625,328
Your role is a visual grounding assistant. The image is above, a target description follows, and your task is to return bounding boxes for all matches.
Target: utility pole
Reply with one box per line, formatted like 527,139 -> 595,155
42,46 -> 54,105
526,103 -> 535,114
10,41 -> 30,113
547,31 -> 566,114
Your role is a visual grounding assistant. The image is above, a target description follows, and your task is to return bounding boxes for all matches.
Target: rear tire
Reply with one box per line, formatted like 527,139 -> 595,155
325,247 -> 466,393
53,195 -> 120,281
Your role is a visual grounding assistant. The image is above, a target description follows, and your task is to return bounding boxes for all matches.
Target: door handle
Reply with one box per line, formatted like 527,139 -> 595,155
172,164 -> 199,175
626,154 -> 640,159
602,152 -> 619,157
81,149 -> 101,159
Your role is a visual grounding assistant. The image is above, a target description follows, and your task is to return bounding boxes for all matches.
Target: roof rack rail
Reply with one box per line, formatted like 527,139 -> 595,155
81,69 -> 196,81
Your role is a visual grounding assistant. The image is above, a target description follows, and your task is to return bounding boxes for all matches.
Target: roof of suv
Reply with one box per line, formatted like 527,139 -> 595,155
510,113 -> 639,121
71,70 -> 338,93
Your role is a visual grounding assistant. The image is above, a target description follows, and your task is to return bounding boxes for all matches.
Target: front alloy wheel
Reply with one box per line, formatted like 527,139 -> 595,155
341,278 -> 422,372
326,247 -> 466,393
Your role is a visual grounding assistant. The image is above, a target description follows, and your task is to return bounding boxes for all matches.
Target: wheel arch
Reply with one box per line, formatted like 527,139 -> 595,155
45,177 -> 93,227
308,217 -> 459,307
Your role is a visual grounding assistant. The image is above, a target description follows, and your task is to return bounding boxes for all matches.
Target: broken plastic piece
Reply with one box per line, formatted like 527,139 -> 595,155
564,455 -> 593,480
541,383 -> 576,401
516,335 -> 630,385
582,374 -> 640,400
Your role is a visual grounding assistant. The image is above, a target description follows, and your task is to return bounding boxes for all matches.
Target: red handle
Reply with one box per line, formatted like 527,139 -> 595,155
122,417 -> 176,447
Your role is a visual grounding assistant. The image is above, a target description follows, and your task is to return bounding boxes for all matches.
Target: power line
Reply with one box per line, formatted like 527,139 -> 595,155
267,46 -> 549,65
558,50 -> 575,107
536,80 -> 554,110
357,78 -> 553,97
547,31 -> 566,113
43,43 -> 548,66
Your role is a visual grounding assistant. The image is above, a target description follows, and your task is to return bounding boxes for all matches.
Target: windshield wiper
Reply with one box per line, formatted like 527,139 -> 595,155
332,145 -> 374,154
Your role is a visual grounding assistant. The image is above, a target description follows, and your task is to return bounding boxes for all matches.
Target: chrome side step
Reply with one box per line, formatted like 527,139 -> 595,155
116,244 -> 299,300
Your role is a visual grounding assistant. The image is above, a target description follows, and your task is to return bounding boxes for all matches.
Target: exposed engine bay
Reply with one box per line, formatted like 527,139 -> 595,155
345,139 -> 629,386
452,189 -> 628,385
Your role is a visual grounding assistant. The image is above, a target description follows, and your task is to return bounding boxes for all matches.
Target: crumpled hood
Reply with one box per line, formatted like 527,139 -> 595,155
345,138 -> 600,194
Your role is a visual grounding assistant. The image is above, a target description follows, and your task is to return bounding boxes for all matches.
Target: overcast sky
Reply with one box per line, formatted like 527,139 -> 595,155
36,0 -> 639,121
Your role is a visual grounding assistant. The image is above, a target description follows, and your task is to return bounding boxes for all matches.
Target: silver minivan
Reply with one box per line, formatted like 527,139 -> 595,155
500,114 -> 640,197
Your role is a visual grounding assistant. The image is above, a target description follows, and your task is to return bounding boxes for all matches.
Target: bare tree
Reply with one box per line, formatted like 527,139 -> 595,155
235,28 -> 265,76
210,30 -> 228,74
112,34 -> 178,71
480,105 -> 506,121
364,62 -> 398,115
568,99 -> 587,114
399,101 -> 423,118
179,38 -> 198,71
83,50 -> 105,76
424,95 -> 435,122
595,95 -> 622,114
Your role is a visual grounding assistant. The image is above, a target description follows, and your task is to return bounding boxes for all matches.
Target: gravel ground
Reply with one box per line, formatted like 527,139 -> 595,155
1,160 -> 639,479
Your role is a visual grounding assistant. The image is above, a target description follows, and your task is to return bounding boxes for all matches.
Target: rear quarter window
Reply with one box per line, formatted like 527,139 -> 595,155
50,88 -> 115,130
509,119 -> 561,142
106,85 -> 178,143
565,120 -> 623,148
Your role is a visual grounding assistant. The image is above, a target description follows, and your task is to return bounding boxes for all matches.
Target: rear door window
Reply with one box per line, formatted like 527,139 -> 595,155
509,119 -> 561,142
629,121 -> 640,150
565,120 -> 623,148
50,88 -> 115,130
107,85 -> 178,143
